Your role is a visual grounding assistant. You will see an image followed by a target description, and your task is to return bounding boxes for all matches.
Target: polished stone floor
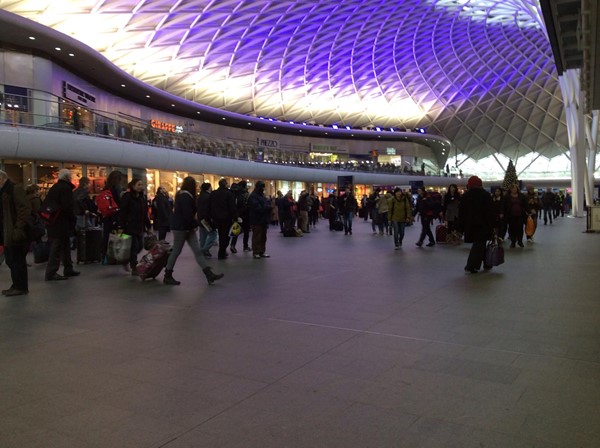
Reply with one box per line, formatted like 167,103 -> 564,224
1,215 -> 599,447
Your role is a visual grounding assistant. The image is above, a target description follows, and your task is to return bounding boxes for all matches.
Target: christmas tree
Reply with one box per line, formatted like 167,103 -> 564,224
502,160 -> 518,191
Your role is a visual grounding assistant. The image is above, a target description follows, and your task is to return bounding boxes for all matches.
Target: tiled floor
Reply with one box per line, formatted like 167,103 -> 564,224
1,215 -> 599,447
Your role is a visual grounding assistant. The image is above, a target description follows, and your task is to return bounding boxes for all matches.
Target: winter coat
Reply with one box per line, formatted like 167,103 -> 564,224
458,187 -> 494,243
389,195 -> 413,222
525,192 -> 541,215
152,192 -> 172,228
279,197 -> 297,221
73,186 -> 94,216
377,193 -> 392,214
0,180 -> 30,247
44,179 -> 76,239
171,190 -> 197,231
197,190 -> 210,223
119,191 -> 150,235
443,193 -> 460,222
248,190 -> 272,226
338,194 -> 358,214
236,189 -> 250,220
208,186 -> 237,224
504,193 -> 527,221
416,193 -> 435,220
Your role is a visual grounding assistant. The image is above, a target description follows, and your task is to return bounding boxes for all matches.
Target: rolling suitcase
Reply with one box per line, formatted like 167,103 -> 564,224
137,241 -> 171,280
77,226 -> 102,263
435,224 -> 448,243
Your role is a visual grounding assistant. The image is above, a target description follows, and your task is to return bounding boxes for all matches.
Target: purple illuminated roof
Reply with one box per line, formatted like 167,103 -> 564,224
2,0 -> 567,160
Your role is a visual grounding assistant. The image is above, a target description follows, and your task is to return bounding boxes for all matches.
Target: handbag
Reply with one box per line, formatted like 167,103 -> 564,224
33,241 -> 50,264
107,233 -> 132,264
485,237 -> 505,267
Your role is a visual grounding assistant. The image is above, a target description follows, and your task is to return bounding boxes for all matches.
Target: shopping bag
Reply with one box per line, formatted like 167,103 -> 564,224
485,238 -> 505,267
525,216 -> 536,237
229,222 -> 241,237
107,233 -> 132,264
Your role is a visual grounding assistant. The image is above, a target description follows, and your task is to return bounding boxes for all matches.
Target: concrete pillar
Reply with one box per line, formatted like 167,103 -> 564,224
585,111 -> 598,204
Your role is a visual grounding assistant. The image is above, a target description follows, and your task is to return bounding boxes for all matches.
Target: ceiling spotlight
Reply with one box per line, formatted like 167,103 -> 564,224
121,84 -> 126,87
196,111 -> 200,114
332,124 -> 338,129
289,121 -> 295,124
68,53 -> 74,57
29,36 -> 36,40
346,126 -> 351,130
390,127 -> 395,132
302,122 -> 307,125
171,104 -> 175,107
375,127 -> 381,132
222,117 -> 226,120
55,47 -> 61,51
146,95 -> 150,98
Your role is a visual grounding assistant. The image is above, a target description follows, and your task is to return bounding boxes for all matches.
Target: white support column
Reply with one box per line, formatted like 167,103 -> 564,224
559,69 -> 587,217
585,110 -> 598,203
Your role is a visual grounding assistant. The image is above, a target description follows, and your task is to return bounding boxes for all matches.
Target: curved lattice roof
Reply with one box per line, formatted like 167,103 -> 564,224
1,0 -> 568,160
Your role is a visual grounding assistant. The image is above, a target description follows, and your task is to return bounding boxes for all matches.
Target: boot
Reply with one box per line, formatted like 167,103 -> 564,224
163,269 -> 181,285
203,267 -> 224,285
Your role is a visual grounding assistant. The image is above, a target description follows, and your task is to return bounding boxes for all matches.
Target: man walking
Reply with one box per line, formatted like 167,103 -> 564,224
0,170 -> 30,296
459,176 -> 494,274
44,169 -> 80,280
207,179 -> 237,260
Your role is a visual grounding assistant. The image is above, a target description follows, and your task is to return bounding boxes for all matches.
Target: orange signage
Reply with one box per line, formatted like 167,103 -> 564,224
150,119 -> 176,133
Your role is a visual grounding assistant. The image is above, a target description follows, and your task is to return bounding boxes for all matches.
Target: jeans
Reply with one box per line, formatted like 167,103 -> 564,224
378,212 -> 389,234
342,212 -> 353,233
543,207 -> 553,224
166,229 -> 207,271
5,245 -> 28,291
199,226 -> 212,252
391,221 -> 406,246
251,224 -> 268,255
46,236 -> 74,277
418,217 -> 434,243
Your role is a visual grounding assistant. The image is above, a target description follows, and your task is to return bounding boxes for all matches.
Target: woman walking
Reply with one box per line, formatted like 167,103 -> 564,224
163,177 -> 223,285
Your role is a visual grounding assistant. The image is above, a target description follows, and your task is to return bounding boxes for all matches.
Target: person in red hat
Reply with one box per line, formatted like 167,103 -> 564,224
458,176 -> 494,273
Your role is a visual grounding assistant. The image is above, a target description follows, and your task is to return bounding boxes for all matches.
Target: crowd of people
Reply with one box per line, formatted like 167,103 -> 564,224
0,167 -> 573,296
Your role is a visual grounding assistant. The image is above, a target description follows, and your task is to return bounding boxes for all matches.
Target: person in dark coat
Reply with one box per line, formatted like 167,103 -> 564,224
279,190 -> 297,232
44,169 -> 78,281
197,182 -> 213,257
119,178 -> 150,275
230,180 -> 251,253
73,176 -> 96,231
415,187 -> 435,247
248,180 -> 272,259
503,184 -> 527,248
0,170 -> 31,295
207,178 -> 237,259
164,177 -> 223,285
152,186 -> 172,241
338,187 -> 358,235
458,176 -> 494,273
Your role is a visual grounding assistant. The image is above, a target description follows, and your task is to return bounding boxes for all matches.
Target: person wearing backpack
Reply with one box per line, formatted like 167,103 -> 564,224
98,170 -> 124,263
0,170 -> 31,295
44,169 -> 79,281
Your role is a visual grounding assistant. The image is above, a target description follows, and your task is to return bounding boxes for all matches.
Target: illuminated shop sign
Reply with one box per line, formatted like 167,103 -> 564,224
63,81 -> 96,107
310,143 -> 348,154
257,138 -> 279,148
386,147 -> 396,155
150,120 -> 183,133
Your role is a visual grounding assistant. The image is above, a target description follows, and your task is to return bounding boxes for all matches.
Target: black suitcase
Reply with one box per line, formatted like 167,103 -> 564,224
77,227 -> 102,263
333,220 -> 344,231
